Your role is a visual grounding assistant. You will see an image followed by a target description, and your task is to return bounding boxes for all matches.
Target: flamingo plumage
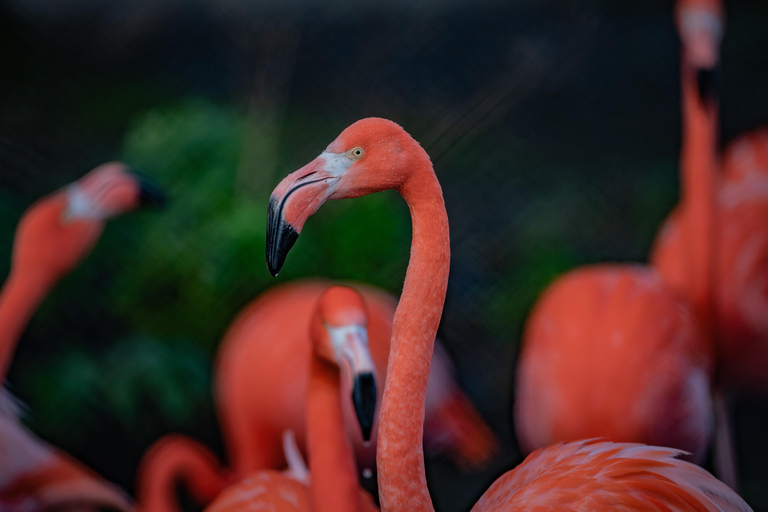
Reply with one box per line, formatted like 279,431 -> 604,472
0,162 -> 165,512
202,286 -> 380,512
513,0 -> 723,464
265,117 -> 750,511
136,279 -> 496,512
652,0 -> 768,394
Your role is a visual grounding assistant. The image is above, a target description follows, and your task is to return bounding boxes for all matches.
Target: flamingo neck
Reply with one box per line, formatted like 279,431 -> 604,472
307,356 -> 361,512
680,58 -> 719,334
377,165 -> 450,512
139,443 -> 227,512
0,270 -> 55,382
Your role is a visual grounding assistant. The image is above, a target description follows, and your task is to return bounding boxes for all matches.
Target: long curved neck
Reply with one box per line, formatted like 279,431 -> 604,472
680,58 -> 719,335
377,164 -> 450,512
307,356 -> 361,512
0,269 -> 55,382
138,438 -> 228,512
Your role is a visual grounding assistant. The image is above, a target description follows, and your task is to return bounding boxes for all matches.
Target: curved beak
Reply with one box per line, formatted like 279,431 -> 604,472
329,324 -> 378,442
130,172 -> 168,209
266,157 -> 340,276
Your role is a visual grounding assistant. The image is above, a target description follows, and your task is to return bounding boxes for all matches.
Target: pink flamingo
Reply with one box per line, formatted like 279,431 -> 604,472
201,285 -> 379,512
137,279 -> 496,512
651,0 -> 768,489
0,162 -> 165,512
512,0 -> 720,467
137,280 -> 496,512
265,117 -> 750,510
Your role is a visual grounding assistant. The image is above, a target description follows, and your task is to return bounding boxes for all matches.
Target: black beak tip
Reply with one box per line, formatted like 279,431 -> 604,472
266,197 -> 299,277
131,171 -> 168,209
352,372 -> 377,442
696,67 -> 719,105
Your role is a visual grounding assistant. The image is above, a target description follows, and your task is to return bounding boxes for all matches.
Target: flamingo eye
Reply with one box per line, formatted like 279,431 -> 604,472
348,147 -> 364,160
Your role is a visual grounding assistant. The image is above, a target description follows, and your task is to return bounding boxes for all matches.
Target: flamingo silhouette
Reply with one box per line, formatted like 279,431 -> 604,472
136,279 -> 496,512
201,285 -> 379,512
264,117 -> 750,511
0,162 -> 165,512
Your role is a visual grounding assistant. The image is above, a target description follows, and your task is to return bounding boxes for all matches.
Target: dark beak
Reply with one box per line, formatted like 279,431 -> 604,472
132,172 -> 168,209
266,195 -> 299,277
696,66 -> 719,105
352,372 -> 377,442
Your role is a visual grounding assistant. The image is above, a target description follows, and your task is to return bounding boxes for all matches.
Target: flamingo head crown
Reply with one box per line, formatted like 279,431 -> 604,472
12,162 -> 166,282
311,285 -> 377,441
676,0 -> 724,103
266,117 -> 429,276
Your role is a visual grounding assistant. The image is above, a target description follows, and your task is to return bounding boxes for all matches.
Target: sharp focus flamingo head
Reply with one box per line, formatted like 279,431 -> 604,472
12,162 -> 166,281
311,286 -> 377,441
266,118 -> 428,276
676,0 -> 723,102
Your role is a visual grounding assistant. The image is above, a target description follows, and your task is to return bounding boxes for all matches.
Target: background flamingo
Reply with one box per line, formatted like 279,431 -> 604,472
512,0 -> 720,466
0,162 -> 165,511
202,285 -> 379,512
650,0 -> 768,488
137,279 -> 496,511
652,1 -> 768,396
266,117 -> 751,511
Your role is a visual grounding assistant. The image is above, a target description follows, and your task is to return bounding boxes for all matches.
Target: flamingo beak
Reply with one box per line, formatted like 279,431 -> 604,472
695,66 -> 719,105
131,172 -> 168,209
266,158 -> 339,276
352,372 -> 377,442
329,324 -> 378,442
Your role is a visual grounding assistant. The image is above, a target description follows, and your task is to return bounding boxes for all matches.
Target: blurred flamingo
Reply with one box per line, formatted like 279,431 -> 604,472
0,162 -> 165,512
201,285 -> 379,512
651,0 -> 768,488
265,117 -> 751,511
512,0 -> 720,467
137,280 -> 496,512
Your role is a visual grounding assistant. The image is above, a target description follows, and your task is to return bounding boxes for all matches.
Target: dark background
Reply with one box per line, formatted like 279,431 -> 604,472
1,0 -> 767,510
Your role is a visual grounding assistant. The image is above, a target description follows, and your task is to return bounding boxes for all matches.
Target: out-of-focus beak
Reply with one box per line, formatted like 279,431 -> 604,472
266,158 -> 339,276
131,172 -> 168,209
352,372 -> 377,442
695,66 -> 719,105
330,324 -> 378,442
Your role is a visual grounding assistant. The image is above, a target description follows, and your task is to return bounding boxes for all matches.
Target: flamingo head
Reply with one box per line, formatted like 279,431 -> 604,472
676,0 -> 724,103
311,286 -> 378,442
12,162 -> 166,283
266,117 -> 428,276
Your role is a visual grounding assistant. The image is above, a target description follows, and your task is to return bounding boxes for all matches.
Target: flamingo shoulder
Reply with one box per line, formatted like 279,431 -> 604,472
472,440 -> 751,512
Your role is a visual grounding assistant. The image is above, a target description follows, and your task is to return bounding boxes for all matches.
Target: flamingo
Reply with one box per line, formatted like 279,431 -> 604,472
651,0 -> 768,489
511,0 -> 724,466
202,285 -> 380,512
0,162 -> 165,512
264,117 -> 750,510
137,279 -> 496,512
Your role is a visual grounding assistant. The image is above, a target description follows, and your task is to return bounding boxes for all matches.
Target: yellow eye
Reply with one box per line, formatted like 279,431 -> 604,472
348,147 -> 364,160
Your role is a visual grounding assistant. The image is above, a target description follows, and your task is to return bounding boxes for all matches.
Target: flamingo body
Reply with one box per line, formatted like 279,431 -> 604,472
471,440 -> 750,512
652,129 -> 768,391
216,280 -> 496,477
266,118 -> 751,511
204,286 -> 381,512
515,266 -> 713,461
204,470 -> 378,512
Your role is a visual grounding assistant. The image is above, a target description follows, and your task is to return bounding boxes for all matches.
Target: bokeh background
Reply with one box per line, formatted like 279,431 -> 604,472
1,0 -> 768,510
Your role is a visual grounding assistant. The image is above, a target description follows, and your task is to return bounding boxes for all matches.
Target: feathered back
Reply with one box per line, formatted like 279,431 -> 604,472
473,440 -> 751,512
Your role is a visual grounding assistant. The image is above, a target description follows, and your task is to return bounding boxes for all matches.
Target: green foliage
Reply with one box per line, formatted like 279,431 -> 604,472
20,335 -> 212,450
114,99 -> 410,349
